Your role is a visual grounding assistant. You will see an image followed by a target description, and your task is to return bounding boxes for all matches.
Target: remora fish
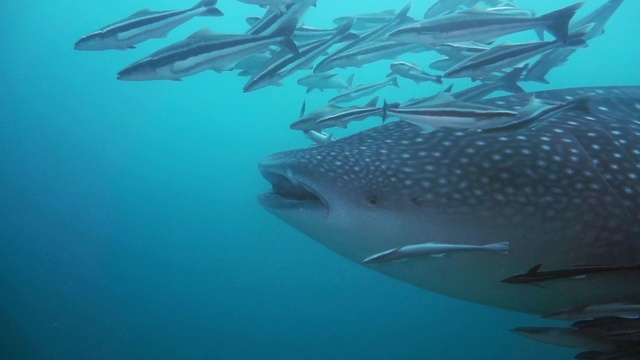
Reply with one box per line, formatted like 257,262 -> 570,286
238,0 -> 315,14
388,2 -> 583,45
362,241 -> 510,263
257,87 -> 640,315
74,0 -> 223,51
314,3 -> 413,74
525,0 -> 624,84
444,27 -> 589,80
543,302 -> 640,321
382,100 -> 518,131
333,9 -> 399,31
314,97 -> 382,130
329,77 -> 399,104
450,65 -> 527,102
512,327 -> 622,352
502,263 -> 640,287
297,73 -> 355,93
305,130 -> 337,145
246,1 -> 313,36
117,24 -> 297,81
388,62 -> 443,85
319,42 -> 425,72
243,21 -> 354,92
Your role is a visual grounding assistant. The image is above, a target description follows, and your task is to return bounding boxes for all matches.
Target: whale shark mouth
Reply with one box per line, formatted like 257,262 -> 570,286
258,162 -> 328,212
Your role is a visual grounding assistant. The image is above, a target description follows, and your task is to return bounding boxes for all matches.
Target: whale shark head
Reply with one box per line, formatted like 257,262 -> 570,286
258,86 -> 640,315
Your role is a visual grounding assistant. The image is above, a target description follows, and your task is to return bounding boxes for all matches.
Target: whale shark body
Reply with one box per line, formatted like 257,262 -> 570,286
258,86 -> 640,316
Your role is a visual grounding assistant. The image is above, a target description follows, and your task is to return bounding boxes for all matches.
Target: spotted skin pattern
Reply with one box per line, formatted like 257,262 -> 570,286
266,87 -> 640,264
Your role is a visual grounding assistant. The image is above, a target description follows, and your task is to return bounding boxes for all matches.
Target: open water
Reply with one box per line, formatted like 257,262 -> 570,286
1,1 -> 639,358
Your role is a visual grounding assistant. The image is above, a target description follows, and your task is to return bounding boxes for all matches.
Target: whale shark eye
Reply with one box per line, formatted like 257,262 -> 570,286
367,197 -> 379,207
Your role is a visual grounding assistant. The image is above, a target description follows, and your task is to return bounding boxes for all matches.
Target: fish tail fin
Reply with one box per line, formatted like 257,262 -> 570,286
196,0 -> 224,16
396,2 -> 413,22
433,75 -> 444,85
389,76 -> 400,88
346,73 -> 355,87
497,66 -> 527,93
571,95 -> 592,114
365,96 -> 379,107
484,242 -> 510,254
382,100 -> 389,123
540,2 -> 584,43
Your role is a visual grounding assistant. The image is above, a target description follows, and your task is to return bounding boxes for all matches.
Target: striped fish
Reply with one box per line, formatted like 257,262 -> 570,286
243,20 -> 354,92
117,23 -> 298,81
74,0 -> 223,51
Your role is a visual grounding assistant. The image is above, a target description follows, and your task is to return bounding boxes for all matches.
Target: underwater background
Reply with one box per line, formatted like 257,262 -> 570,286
1,0 -> 639,358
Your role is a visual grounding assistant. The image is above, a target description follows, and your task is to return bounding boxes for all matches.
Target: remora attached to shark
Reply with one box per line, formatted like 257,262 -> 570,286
257,86 -> 640,315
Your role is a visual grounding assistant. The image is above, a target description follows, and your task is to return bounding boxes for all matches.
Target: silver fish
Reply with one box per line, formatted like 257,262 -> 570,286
525,0 -> 624,84
362,241 -> 509,263
246,1 -> 313,36
512,327 -> 622,352
388,2 -> 583,45
314,97 -> 382,130
328,77 -> 399,104
258,86 -> 640,315
543,302 -> 640,321
314,3 -> 413,74
382,100 -> 517,131
322,42 -> 424,71
238,0 -> 315,14
243,21 -> 354,92
74,0 -> 223,51
305,130 -> 337,145
444,28 -> 589,80
450,65 -> 526,102
388,61 -> 443,85
117,26 -> 297,81
297,73 -> 355,93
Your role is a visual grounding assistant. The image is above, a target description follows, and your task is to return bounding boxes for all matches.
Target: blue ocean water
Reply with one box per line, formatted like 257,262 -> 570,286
1,0 -> 639,359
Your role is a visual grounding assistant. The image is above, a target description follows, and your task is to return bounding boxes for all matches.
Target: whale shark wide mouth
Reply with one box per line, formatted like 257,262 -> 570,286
258,163 -> 328,211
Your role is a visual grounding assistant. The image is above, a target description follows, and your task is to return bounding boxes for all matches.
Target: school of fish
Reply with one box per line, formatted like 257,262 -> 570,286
76,0 -> 639,358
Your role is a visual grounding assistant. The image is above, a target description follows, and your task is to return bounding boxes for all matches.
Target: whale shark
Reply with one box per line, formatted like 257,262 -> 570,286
258,86 -> 640,315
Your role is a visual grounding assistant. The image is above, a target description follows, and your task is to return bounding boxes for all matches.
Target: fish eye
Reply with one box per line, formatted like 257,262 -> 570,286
367,196 -> 379,207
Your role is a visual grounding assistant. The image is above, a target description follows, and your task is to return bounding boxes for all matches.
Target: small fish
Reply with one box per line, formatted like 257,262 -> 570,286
304,130 -> 337,145
314,3 -> 413,74
479,95 -> 591,132
512,327 -> 622,352
501,263 -> 640,287
329,77 -> 399,104
243,21 -> 354,92
388,2 -> 583,45
74,0 -> 223,51
246,1 -> 313,36
423,0 -> 481,19
117,23 -> 297,81
525,0 -> 624,84
321,42 -> 424,71
333,9 -> 400,31
388,62 -> 443,85
297,73 -> 355,93
362,241 -> 510,263
314,97 -> 382,130
290,102 -> 344,131
444,27 -> 590,80
382,100 -> 517,131
238,0 -> 315,14
543,302 -> 640,321
450,65 -> 526,102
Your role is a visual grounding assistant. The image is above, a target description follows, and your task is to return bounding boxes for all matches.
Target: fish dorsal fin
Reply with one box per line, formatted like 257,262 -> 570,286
365,96 -> 379,107
527,264 -> 542,273
130,8 -> 154,17
299,101 -> 307,117
187,28 -> 219,39
443,84 -> 454,93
